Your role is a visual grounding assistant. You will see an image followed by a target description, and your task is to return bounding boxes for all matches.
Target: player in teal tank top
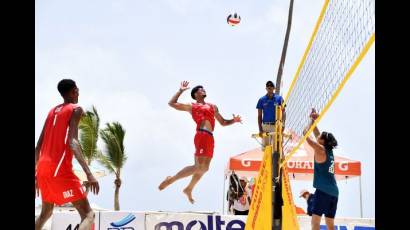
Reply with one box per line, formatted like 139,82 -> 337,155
303,108 -> 339,230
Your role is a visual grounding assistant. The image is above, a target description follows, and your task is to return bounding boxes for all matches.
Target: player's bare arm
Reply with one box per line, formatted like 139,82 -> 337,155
35,122 -> 46,167
168,81 -> 192,112
305,135 -> 326,158
303,109 -> 326,162
214,105 -> 242,126
35,122 -> 46,197
68,107 -> 100,195
309,108 -> 321,140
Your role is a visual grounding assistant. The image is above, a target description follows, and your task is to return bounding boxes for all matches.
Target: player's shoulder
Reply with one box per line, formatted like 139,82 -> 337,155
72,105 -> 84,115
259,95 -> 268,101
209,103 -> 218,110
48,105 -> 57,114
58,103 -> 83,112
49,103 -> 63,112
47,103 -> 63,117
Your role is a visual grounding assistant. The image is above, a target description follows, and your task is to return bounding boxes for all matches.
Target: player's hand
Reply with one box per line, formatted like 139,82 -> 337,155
310,108 -> 319,120
180,81 -> 190,92
233,114 -> 242,124
86,174 -> 100,195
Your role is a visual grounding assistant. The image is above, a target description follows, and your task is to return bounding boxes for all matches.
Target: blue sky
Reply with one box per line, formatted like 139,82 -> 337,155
35,0 -> 374,218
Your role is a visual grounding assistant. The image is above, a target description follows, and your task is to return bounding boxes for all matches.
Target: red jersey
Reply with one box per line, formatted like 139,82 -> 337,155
36,103 -> 79,178
191,102 -> 215,130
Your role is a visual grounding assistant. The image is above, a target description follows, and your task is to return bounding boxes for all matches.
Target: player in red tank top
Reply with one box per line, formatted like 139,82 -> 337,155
35,79 -> 100,230
158,81 -> 242,203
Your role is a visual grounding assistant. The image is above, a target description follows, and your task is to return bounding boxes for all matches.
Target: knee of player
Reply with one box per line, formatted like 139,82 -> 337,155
193,165 -> 201,172
199,165 -> 209,173
85,210 -> 95,221
203,165 -> 210,172
311,219 -> 321,228
194,165 -> 207,174
88,210 -> 95,218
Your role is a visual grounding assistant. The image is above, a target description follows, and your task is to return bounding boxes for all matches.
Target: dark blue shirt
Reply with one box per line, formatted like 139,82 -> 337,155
313,148 -> 339,197
256,94 -> 284,123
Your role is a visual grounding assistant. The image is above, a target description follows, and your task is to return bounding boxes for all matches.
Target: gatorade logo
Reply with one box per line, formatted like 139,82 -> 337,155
338,161 -> 349,171
241,159 -> 252,167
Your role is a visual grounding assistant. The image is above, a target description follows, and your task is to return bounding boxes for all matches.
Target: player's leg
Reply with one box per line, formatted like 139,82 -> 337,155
35,176 -> 55,230
311,214 -> 322,230
158,158 -> 198,190
72,198 -> 95,230
261,124 -> 274,149
311,189 -> 326,230
35,201 -> 54,230
324,195 -> 338,230
324,217 -> 335,230
183,156 -> 212,203
56,174 -> 92,230
159,132 -> 205,190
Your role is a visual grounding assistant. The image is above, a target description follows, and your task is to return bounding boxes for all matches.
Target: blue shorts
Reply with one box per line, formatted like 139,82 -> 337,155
307,194 -> 314,216
311,189 -> 338,218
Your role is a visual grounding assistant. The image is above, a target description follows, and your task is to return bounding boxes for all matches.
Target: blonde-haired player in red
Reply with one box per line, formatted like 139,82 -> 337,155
158,81 -> 242,203
35,79 -> 99,230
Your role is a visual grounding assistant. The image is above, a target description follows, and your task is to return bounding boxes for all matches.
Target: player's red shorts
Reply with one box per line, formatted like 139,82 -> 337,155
194,129 -> 215,158
37,168 -> 86,205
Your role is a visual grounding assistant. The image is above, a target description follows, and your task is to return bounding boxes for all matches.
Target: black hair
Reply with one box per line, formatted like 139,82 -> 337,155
191,85 -> 203,100
321,132 -> 338,150
266,80 -> 275,88
57,79 -> 77,96
228,172 -> 244,200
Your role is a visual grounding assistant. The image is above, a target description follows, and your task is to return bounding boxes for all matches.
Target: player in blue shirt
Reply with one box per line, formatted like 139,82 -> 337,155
256,81 -> 284,148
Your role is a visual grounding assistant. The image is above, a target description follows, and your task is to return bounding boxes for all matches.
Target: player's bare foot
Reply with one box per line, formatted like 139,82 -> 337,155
183,188 -> 195,204
158,176 -> 173,190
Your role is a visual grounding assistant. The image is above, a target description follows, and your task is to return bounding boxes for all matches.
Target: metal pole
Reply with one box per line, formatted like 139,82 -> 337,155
359,176 -> 363,218
272,107 -> 278,230
272,151 -> 280,230
272,105 -> 284,230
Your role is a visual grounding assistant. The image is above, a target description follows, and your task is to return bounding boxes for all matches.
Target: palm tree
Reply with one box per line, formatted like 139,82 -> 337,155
79,106 -> 100,165
98,122 -> 127,211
